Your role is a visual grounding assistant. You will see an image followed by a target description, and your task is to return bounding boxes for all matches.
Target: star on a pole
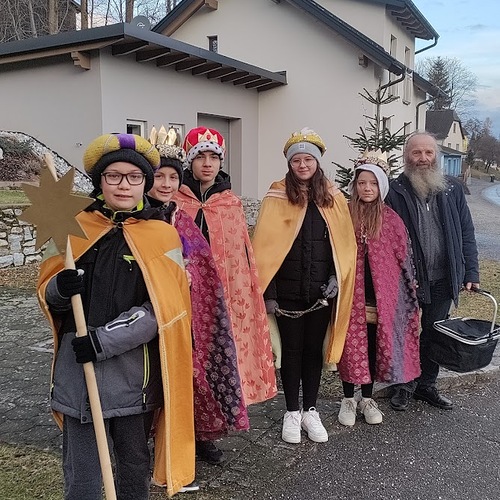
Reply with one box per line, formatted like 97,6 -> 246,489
20,164 -> 93,254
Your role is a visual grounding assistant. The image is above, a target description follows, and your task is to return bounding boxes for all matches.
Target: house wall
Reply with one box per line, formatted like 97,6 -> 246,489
97,49 -> 260,196
442,121 -> 465,152
165,0 -> 425,196
0,49 -> 261,197
0,56 -> 103,171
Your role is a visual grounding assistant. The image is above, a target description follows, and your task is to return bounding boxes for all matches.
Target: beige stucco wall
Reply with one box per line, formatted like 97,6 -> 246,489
166,0 -> 427,196
0,56 -> 103,171
441,122 -> 465,152
97,49 -> 260,196
0,49 -> 261,197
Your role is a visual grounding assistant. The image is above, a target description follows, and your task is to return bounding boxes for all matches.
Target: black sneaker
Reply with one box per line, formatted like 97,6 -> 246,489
390,386 -> 412,411
179,481 -> 200,493
414,386 -> 453,410
195,440 -> 225,465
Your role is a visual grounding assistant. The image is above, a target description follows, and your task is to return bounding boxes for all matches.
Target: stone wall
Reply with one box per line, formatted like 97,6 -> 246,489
0,207 -> 41,268
0,198 -> 263,268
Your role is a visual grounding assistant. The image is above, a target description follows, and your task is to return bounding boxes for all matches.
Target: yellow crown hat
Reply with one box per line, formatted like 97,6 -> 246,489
283,127 -> 326,162
354,149 -> 389,174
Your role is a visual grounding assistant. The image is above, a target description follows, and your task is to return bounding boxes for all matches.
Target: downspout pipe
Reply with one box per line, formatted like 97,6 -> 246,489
415,97 -> 434,130
380,70 -> 406,91
415,37 -> 439,55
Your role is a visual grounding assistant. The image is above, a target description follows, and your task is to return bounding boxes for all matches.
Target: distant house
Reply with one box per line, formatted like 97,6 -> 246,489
0,0 -> 442,198
426,109 -> 466,176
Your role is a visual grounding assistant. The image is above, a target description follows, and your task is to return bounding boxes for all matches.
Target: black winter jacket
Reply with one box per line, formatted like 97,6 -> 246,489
265,202 -> 334,304
182,168 -> 232,243
386,173 -> 479,305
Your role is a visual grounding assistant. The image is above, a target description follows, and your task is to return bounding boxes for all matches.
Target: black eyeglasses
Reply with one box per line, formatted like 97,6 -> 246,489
101,172 -> 146,186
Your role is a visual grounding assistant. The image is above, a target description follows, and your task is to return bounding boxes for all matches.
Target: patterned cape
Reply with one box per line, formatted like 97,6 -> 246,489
338,206 -> 421,385
171,206 -> 249,439
175,186 -> 277,404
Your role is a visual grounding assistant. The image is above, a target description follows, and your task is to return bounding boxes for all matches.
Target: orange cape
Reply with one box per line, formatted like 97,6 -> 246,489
175,186 -> 277,404
251,180 -> 357,363
37,210 -> 194,497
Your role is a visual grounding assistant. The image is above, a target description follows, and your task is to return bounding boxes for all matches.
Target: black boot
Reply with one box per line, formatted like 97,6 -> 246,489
195,440 -> 225,465
390,385 -> 412,411
414,386 -> 453,410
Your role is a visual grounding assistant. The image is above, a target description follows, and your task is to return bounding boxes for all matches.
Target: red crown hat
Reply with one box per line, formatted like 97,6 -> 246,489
183,127 -> 226,166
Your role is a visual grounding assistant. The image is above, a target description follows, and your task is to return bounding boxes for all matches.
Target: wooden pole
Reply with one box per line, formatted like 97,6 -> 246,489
65,241 -> 116,500
46,156 -> 117,500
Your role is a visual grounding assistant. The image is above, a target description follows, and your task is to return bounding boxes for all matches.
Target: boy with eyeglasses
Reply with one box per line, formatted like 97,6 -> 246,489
37,133 -> 195,498
174,127 -> 277,465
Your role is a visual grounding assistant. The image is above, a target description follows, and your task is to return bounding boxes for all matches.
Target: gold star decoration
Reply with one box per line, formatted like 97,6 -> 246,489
20,166 -> 93,254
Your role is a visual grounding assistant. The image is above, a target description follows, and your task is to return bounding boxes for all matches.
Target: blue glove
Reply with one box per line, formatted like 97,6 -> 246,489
321,275 -> 338,299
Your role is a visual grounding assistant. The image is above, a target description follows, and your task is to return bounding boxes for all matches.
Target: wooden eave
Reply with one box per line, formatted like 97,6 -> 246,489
0,23 -> 286,92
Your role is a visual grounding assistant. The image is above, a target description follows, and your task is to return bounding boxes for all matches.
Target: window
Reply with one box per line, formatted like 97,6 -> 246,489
208,36 -> 218,53
403,47 -> 412,104
453,122 -> 457,133
456,144 -> 460,150
127,120 -> 146,137
388,36 -> 398,97
448,142 -> 451,148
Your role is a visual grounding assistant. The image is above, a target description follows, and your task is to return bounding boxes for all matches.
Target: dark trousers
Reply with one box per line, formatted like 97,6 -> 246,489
395,279 -> 453,393
276,300 -> 332,411
62,412 -> 154,500
418,279 -> 453,388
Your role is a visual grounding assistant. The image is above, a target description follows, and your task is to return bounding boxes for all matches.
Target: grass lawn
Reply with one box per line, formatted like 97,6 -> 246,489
0,189 -> 29,207
0,444 -> 63,500
453,259 -> 500,322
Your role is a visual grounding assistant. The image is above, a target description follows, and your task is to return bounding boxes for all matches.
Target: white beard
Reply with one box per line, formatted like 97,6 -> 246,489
404,164 -> 447,199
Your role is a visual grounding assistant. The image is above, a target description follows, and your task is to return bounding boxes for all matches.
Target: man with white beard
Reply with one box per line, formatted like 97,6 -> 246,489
386,132 -> 480,411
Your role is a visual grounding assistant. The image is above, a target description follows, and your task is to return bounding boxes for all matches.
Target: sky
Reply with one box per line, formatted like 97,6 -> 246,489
413,0 -> 500,136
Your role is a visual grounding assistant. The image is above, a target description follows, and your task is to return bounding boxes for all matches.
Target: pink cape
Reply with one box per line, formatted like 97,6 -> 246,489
338,206 -> 421,385
175,186 -> 277,404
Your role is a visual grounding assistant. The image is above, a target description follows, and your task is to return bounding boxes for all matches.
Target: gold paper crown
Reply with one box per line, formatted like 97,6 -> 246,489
149,125 -> 182,147
283,127 -> 326,157
149,125 -> 186,163
355,149 -> 389,174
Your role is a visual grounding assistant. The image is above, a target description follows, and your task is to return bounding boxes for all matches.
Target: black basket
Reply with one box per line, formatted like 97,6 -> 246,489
430,290 -> 500,373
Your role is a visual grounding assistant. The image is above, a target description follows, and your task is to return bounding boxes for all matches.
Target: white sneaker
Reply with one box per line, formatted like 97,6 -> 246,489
359,398 -> 383,424
338,397 -> 357,426
282,410 -> 301,443
301,407 -> 328,442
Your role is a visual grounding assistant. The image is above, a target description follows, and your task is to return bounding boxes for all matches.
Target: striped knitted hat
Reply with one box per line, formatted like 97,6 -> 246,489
83,133 -> 160,191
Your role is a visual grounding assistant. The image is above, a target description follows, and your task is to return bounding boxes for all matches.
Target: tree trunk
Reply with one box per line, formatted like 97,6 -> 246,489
125,0 -> 134,23
81,0 -> 88,29
27,0 -> 37,38
48,0 -> 58,34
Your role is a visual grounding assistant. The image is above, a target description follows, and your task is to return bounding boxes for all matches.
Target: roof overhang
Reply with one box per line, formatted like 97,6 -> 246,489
413,71 -> 445,98
0,23 -> 286,92
153,0 -> 213,36
285,0 -> 406,75
367,1 -> 439,40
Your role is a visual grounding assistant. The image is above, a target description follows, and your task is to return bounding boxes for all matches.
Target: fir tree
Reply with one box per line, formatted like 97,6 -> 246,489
334,81 -> 408,194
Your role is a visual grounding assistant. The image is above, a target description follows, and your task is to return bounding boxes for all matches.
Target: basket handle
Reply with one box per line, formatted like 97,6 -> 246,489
468,288 -> 498,334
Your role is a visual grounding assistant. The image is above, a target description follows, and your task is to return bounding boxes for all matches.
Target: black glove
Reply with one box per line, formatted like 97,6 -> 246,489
56,269 -> 85,299
265,299 -> 279,314
71,329 -> 102,364
321,275 -> 338,299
